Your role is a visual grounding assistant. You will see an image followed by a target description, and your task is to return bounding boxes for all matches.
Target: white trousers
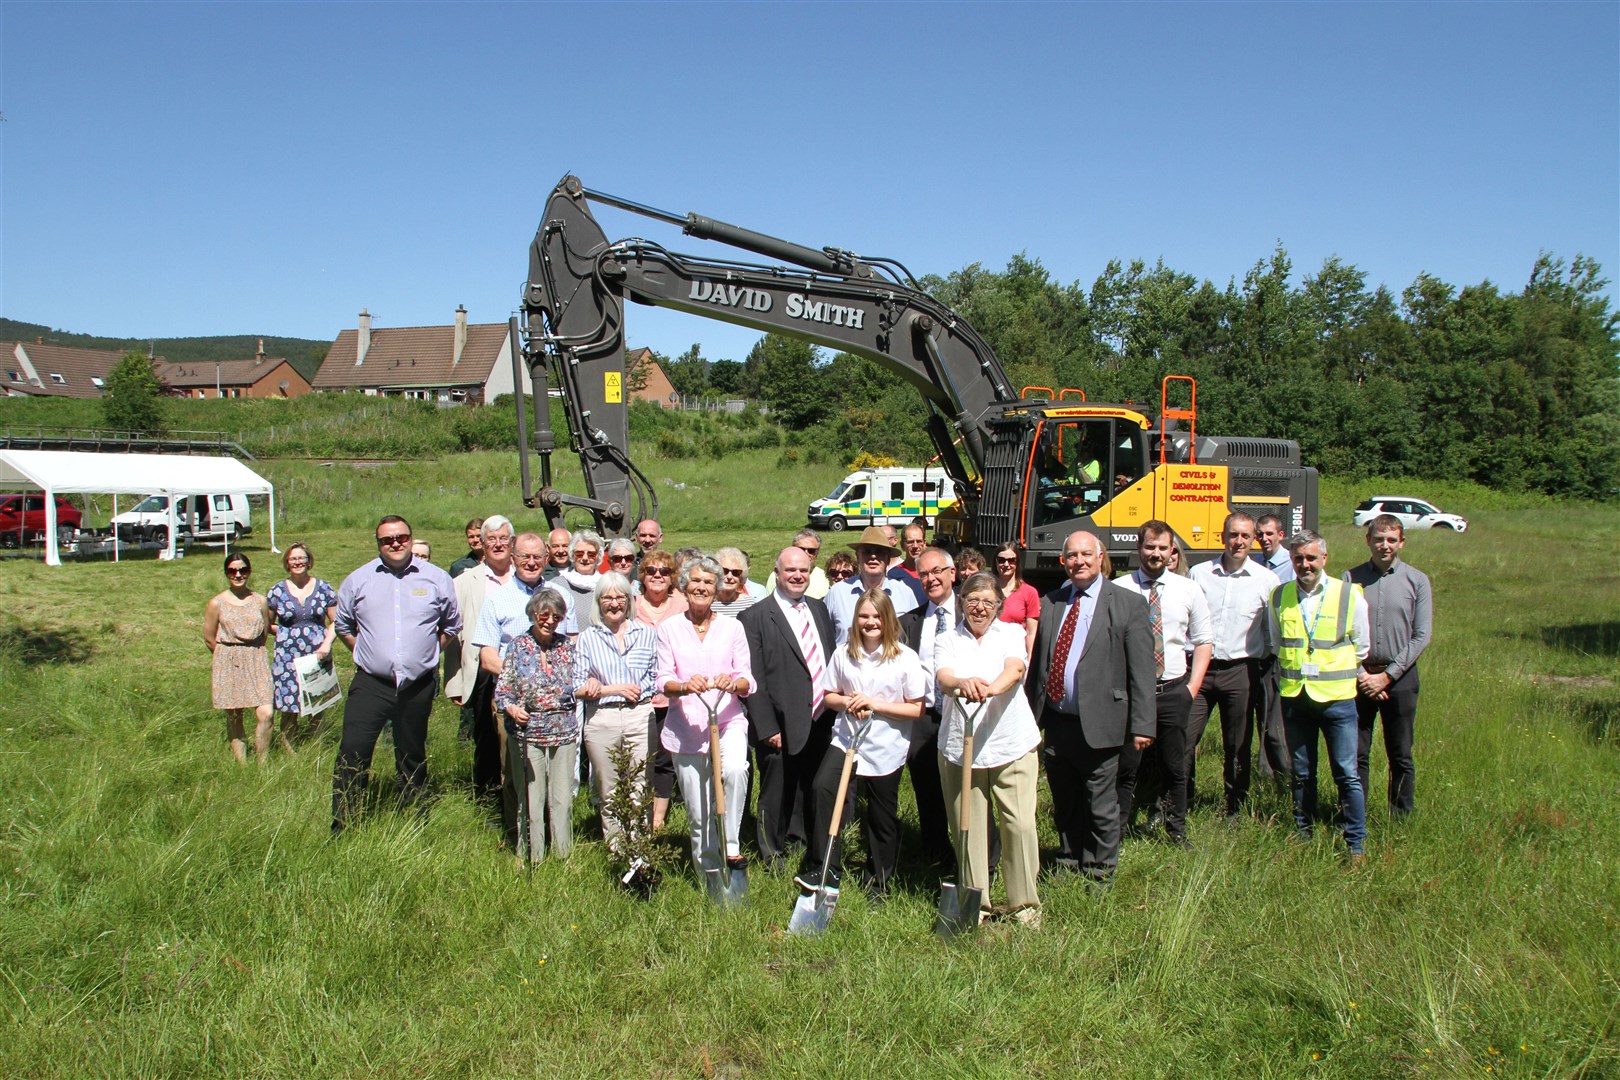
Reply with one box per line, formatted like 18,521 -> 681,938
673,721 -> 749,870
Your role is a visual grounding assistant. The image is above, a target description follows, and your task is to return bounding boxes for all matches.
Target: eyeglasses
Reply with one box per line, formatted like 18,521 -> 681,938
226,567 -> 250,578
484,537 -> 512,549
377,533 -> 412,547
918,566 -> 953,579
995,556 -> 1018,565
963,598 -> 998,611
795,544 -> 820,557
609,554 -> 636,563
532,611 -> 562,625
827,569 -> 853,581
516,554 -> 546,564
721,567 -> 745,577
644,567 -> 671,577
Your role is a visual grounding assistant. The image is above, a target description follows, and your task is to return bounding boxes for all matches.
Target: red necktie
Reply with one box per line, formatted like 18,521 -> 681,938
1044,593 -> 1082,703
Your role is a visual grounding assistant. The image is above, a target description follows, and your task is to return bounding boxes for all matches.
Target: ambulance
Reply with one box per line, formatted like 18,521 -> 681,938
807,468 -> 957,532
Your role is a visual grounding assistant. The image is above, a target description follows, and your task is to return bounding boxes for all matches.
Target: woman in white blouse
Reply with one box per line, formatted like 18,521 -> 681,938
934,571 -> 1042,927
796,589 -> 926,901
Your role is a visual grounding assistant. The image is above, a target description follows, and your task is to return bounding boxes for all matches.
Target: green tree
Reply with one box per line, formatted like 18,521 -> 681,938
101,350 -> 167,435
664,344 -> 711,401
744,333 -> 826,428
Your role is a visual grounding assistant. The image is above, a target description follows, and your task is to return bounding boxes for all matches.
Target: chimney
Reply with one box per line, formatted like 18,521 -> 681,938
256,338 -> 265,365
356,309 -> 372,366
452,305 -> 468,368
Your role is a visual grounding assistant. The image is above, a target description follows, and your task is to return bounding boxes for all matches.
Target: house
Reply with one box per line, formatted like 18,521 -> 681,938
627,347 -> 681,407
311,308 -> 519,405
1,340 -> 130,399
157,342 -> 312,399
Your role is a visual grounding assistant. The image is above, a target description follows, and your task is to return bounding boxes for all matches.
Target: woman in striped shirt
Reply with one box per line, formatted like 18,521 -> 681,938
574,572 -> 659,841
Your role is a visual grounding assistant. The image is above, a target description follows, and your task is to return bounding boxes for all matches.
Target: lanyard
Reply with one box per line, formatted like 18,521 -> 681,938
1301,586 -> 1326,654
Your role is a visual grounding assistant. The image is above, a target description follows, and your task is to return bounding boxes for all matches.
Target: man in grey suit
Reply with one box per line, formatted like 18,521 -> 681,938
1028,530 -> 1157,884
740,545 -> 836,870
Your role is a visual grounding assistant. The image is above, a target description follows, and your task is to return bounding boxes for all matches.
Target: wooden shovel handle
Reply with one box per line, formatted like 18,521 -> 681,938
958,732 -> 975,827
709,720 -> 725,806
828,744 -> 858,838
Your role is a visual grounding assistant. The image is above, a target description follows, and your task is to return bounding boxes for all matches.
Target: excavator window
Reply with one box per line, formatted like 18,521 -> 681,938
1033,418 -> 1147,528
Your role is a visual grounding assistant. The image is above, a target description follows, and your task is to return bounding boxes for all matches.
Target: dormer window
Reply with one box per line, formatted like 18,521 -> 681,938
91,377 -> 105,388
49,373 -> 66,384
6,372 -> 18,382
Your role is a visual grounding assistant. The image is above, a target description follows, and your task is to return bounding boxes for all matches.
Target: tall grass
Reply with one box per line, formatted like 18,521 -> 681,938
0,454 -> 1615,1077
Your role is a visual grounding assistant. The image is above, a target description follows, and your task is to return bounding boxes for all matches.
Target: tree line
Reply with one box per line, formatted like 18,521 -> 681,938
642,248 -> 1619,499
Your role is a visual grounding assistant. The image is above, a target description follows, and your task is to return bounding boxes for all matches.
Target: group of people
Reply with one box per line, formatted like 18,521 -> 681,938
203,505 -> 1431,926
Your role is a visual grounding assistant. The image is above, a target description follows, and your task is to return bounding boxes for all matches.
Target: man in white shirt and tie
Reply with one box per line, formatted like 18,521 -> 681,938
1112,521 -> 1213,847
740,545 -> 837,870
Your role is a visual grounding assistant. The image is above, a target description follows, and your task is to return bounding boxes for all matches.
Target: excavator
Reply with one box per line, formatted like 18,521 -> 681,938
509,175 -> 1316,585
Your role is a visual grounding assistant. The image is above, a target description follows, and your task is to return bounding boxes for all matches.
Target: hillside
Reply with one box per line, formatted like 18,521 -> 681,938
0,318 -> 330,383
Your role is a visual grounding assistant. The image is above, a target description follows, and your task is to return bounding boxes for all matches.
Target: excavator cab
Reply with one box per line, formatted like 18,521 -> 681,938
1029,415 -> 1150,530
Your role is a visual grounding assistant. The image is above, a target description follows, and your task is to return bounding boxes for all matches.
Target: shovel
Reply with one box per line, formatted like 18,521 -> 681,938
701,691 -> 748,907
788,714 -> 872,936
935,695 -> 987,938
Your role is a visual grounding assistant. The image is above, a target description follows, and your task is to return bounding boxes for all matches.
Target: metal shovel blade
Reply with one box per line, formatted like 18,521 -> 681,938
722,863 -> 749,907
703,865 -> 726,904
787,883 -> 841,935
934,879 -> 984,938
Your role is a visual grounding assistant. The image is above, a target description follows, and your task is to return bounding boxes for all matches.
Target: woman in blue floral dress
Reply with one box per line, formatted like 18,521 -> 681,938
266,542 -> 338,747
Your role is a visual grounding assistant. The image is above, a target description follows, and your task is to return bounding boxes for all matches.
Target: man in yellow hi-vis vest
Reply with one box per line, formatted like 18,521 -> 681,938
1268,530 -> 1371,864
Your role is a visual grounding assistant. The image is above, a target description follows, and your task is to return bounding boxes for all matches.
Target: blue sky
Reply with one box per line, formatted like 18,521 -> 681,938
3,1 -> 1615,365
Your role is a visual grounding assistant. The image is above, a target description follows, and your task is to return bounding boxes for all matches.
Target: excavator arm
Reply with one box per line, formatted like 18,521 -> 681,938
515,175 -> 1019,535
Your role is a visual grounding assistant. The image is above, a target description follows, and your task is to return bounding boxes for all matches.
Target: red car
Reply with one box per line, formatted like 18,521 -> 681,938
0,494 -> 84,547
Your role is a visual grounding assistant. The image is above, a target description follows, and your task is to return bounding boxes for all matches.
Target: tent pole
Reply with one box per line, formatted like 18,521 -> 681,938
269,492 -> 279,555
44,489 -> 60,567
113,494 -> 120,562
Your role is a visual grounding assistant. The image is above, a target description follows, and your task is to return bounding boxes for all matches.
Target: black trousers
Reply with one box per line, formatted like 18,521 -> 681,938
1043,715 -> 1122,875
802,747 -> 903,890
467,670 -> 500,804
332,670 -> 436,831
906,713 -> 953,868
649,706 -> 675,800
1185,659 -> 1261,815
1357,666 -> 1419,817
1117,677 -> 1193,838
753,719 -> 832,862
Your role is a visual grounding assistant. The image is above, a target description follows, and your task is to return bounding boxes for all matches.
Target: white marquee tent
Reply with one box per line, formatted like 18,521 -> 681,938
0,449 -> 278,566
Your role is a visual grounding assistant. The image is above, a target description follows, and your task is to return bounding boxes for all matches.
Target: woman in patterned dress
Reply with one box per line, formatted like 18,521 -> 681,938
265,542 -> 338,748
495,588 -> 580,863
203,553 -> 274,763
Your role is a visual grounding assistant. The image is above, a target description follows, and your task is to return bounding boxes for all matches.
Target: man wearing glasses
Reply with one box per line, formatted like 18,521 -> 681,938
764,528 -> 830,600
445,515 -> 515,799
332,516 -> 461,836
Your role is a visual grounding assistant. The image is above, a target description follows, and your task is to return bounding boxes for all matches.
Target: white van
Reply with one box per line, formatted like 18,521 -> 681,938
807,468 -> 957,532
112,493 -> 252,545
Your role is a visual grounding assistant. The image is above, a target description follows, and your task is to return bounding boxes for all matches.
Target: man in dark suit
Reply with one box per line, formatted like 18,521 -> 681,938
1028,530 -> 1156,883
740,545 -> 835,869
897,545 -> 960,869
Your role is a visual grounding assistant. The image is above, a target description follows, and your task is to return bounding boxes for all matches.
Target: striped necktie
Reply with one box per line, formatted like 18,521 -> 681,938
795,600 -> 826,715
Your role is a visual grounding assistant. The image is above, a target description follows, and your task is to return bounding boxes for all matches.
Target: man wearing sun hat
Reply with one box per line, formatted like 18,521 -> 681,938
823,526 -> 921,645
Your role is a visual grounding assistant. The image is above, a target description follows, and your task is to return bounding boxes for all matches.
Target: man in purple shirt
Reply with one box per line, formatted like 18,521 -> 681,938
331,515 -> 461,835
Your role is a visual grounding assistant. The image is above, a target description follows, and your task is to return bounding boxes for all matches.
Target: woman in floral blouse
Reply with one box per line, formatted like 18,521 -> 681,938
495,588 -> 579,863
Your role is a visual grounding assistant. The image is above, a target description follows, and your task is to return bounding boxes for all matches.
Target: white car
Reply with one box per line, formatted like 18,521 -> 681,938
1353,496 -> 1468,532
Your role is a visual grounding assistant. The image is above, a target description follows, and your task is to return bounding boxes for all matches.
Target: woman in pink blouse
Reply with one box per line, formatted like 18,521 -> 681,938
993,541 -> 1041,657
654,555 -> 753,882
635,549 -> 687,831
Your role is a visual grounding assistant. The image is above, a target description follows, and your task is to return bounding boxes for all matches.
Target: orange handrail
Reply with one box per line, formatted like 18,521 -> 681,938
1159,375 -> 1197,465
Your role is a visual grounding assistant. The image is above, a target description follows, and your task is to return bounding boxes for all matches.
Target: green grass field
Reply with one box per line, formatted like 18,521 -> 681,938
1,450 -> 1616,1077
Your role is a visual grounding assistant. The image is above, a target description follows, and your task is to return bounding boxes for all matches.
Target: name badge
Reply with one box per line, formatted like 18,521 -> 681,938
412,588 -> 430,597
1300,661 -> 1320,677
